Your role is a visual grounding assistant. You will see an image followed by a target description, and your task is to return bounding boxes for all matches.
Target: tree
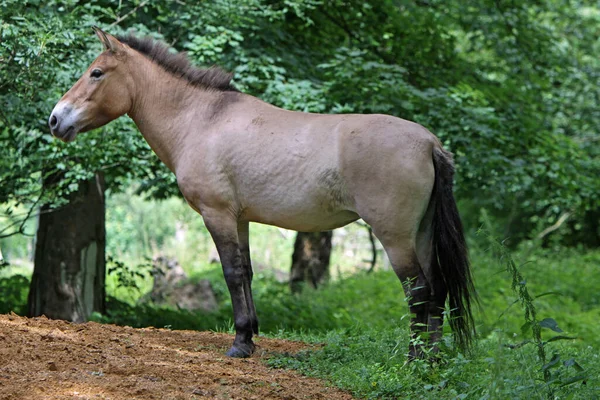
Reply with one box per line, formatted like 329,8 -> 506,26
28,173 -> 106,321
0,0 -> 174,320
290,232 -> 333,293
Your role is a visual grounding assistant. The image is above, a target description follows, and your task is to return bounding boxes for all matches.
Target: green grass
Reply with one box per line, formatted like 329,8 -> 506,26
268,326 -> 599,399
263,245 -> 600,399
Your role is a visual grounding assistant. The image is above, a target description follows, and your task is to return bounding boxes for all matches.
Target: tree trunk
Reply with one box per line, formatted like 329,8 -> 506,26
27,173 -> 106,322
290,231 -> 332,293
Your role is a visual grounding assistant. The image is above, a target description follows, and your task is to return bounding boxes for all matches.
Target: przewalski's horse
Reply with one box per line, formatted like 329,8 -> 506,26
49,27 -> 476,359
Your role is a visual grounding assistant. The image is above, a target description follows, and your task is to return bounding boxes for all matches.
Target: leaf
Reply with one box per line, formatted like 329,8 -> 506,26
534,291 -> 563,299
520,321 -> 532,334
539,318 -> 563,332
563,358 -> 585,372
559,374 -> 588,387
547,335 -> 576,343
542,354 -> 561,371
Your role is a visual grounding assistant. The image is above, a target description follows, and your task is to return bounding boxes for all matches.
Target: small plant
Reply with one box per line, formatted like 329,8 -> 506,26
107,256 -> 153,293
482,230 -> 588,397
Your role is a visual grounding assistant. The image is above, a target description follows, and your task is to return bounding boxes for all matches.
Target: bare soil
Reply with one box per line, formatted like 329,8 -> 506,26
0,314 -> 353,400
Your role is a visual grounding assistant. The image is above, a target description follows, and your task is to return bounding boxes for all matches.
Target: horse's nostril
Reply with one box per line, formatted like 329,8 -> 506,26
50,115 -> 58,128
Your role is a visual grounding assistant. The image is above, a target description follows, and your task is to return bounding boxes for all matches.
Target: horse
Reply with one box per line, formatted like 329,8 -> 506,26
49,27 -> 476,359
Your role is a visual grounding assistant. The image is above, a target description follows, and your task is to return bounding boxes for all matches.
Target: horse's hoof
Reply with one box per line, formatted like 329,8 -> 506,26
225,342 -> 255,358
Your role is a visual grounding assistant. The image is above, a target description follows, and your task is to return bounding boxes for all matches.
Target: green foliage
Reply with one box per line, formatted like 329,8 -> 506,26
107,256 -> 152,294
0,274 -> 28,315
257,269 -> 407,333
2,0 -> 599,244
0,261 -> 28,315
0,0 -> 174,237
105,191 -> 203,262
93,266 -> 406,334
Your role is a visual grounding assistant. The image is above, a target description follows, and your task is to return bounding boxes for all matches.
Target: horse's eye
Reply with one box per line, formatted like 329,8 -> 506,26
90,69 -> 103,79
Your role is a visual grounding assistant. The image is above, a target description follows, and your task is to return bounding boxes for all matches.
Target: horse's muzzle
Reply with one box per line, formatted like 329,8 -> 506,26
49,102 -> 78,142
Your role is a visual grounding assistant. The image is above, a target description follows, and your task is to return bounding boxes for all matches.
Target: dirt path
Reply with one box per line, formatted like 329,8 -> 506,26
0,314 -> 353,400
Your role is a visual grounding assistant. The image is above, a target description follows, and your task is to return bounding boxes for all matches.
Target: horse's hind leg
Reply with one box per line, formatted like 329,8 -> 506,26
360,193 -> 436,359
426,261 -> 447,353
382,243 -> 432,359
415,208 -> 447,355
377,228 -> 447,360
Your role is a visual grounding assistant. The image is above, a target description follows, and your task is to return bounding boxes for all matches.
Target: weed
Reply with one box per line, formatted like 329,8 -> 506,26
481,230 -> 589,397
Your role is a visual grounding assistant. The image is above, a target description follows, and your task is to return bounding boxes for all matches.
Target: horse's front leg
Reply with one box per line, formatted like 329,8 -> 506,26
203,211 -> 255,357
238,221 -> 259,335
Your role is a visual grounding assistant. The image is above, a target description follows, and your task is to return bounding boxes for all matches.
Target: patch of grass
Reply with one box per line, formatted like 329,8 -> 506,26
266,244 -> 600,399
474,246 -> 600,346
268,326 -> 599,399
253,269 -> 407,333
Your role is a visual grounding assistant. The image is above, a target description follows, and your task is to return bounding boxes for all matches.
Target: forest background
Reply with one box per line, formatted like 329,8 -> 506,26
1,1 -> 599,398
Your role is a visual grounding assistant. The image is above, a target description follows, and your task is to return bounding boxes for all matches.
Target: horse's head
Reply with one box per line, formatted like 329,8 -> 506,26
49,27 -> 134,142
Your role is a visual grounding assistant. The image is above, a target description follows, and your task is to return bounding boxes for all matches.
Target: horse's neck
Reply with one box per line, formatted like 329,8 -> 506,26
127,62 -> 217,173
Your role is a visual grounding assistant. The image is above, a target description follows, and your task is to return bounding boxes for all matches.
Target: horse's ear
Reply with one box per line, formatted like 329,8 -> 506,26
92,26 -> 120,53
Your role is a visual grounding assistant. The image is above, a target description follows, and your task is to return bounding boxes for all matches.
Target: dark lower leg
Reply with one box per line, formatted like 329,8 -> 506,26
240,250 -> 258,335
205,222 -> 255,358
427,283 -> 448,354
238,222 -> 259,335
202,213 -> 257,358
221,259 -> 255,357
404,276 -> 430,360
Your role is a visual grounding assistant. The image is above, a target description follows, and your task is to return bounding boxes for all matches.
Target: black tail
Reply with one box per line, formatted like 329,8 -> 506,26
431,147 -> 477,351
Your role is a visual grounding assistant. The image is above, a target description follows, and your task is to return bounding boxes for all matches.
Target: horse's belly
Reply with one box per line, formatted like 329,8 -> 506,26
238,165 -> 357,231
243,200 -> 359,232
251,211 -> 359,232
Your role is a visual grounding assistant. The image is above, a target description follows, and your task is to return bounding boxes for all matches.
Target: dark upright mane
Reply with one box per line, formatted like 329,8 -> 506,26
116,34 -> 238,92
